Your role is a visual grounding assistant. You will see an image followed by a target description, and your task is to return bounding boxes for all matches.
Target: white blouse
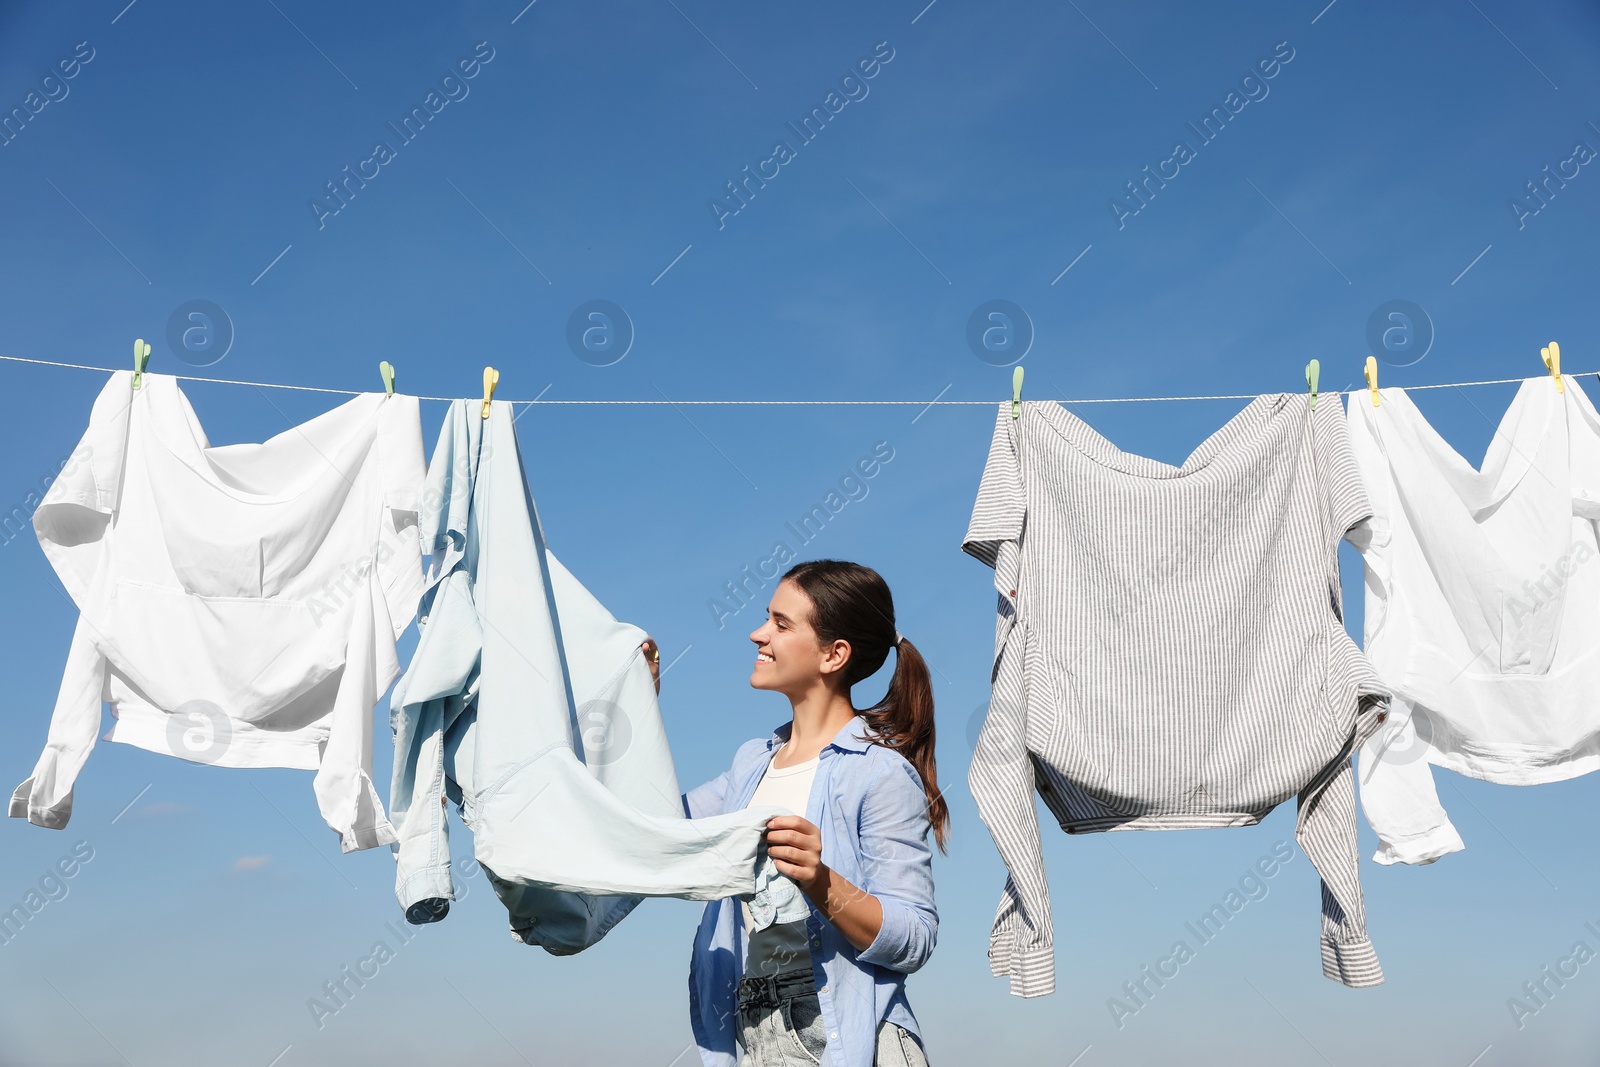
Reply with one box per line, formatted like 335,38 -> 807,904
10,371 -> 425,852
1347,377 -> 1600,865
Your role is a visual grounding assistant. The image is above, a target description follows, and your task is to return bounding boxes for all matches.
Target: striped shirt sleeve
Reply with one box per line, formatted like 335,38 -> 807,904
1322,393 -> 1375,542
968,624 -> 1056,996
963,406 -> 1025,568
964,404 -> 1056,996
963,406 -> 1024,675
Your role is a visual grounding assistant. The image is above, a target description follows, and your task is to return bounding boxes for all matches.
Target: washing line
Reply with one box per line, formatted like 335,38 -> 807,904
0,352 -> 1588,406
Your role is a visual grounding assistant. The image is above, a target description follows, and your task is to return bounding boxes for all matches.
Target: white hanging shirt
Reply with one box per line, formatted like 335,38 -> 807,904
9,372 -> 425,852
1347,378 -> 1600,865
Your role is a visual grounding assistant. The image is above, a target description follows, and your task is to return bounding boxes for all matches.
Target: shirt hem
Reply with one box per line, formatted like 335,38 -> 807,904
106,702 -> 325,770
1429,747 -> 1600,786
1063,812 -> 1263,833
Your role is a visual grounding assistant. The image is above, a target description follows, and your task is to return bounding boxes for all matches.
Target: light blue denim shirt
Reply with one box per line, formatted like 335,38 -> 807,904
389,399 -> 794,952
685,716 -> 938,1067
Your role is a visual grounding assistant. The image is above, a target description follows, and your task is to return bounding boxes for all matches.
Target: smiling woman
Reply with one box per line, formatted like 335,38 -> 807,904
674,559 -> 943,1067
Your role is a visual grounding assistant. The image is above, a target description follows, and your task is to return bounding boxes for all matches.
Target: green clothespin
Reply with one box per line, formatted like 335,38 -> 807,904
131,338 -> 152,390
379,360 -> 396,396
1011,366 -> 1024,420
1305,359 -> 1320,410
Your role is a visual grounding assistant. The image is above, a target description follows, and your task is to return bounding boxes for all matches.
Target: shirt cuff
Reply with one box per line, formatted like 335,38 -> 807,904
858,900 -> 919,971
1321,936 -> 1384,987
1370,821 -> 1464,866
398,863 -> 455,917
9,778 -> 73,830
339,819 -> 398,854
990,932 -> 1055,997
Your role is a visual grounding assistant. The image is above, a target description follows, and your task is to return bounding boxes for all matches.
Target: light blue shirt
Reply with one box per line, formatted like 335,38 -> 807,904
685,716 -> 938,1067
389,399 -> 792,951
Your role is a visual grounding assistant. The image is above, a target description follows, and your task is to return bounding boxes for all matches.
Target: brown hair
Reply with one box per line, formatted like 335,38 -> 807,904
781,559 -> 948,852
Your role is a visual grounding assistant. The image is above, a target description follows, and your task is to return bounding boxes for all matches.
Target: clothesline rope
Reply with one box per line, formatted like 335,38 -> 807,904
0,352 -> 1589,406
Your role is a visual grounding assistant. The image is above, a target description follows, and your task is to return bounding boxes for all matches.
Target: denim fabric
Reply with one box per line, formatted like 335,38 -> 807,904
737,970 -> 828,1066
747,840 -> 811,930
735,970 -> 932,1066
388,400 -> 793,952
687,717 -> 938,1067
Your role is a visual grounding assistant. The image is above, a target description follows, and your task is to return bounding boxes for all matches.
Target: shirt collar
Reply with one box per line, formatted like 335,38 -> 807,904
769,715 -> 873,754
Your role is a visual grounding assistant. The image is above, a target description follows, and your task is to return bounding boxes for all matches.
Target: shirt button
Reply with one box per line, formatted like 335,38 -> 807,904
820,985 -> 828,993
830,1031 -> 839,1040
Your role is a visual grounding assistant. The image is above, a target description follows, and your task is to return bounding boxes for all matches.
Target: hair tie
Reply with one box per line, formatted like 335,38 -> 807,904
893,630 -> 904,647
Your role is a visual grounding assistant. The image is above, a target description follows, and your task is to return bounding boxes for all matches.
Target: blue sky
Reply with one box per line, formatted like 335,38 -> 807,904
2,0 -> 1599,1063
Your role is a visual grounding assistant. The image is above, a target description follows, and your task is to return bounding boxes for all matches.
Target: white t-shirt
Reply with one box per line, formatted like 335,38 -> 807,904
742,750 -> 819,976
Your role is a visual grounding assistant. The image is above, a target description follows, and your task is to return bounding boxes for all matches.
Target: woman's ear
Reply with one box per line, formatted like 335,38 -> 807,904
819,638 -> 853,677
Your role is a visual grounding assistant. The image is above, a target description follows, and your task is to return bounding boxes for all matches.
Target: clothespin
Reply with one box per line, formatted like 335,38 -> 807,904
379,361 -> 396,397
131,338 -> 151,390
481,366 -> 499,419
1305,359 -> 1320,410
1364,356 -> 1380,407
1541,341 -> 1564,394
1011,366 -> 1024,420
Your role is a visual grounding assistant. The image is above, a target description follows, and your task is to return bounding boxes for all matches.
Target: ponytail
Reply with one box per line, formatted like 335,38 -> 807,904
864,635 -> 947,852
781,560 -> 950,852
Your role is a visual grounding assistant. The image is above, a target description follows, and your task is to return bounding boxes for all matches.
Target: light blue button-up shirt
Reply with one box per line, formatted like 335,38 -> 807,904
684,716 -> 938,1067
388,399 -> 791,952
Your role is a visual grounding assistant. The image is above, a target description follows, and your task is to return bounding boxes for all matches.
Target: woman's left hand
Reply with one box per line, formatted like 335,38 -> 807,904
765,815 -> 826,893
765,814 -> 885,951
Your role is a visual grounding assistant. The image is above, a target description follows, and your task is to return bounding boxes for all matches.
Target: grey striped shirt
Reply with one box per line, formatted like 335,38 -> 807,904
963,395 -> 1389,997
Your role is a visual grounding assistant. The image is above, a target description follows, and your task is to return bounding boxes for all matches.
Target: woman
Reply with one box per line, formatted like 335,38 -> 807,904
651,559 -> 946,1067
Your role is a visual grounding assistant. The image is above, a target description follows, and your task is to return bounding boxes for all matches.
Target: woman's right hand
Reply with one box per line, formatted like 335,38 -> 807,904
642,637 -> 661,693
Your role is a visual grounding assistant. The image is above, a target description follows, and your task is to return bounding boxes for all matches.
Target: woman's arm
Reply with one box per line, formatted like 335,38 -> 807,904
766,815 -> 883,951
764,760 -> 938,970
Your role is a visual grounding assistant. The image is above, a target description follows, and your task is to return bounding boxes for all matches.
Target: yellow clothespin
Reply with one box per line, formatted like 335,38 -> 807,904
481,366 -> 499,419
379,361 -> 396,396
131,338 -> 151,390
1541,341 -> 1564,394
1011,366 -> 1024,420
1305,359 -> 1320,410
1364,356 -> 1380,407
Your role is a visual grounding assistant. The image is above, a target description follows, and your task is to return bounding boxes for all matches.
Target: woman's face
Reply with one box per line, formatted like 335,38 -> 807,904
749,579 -> 848,695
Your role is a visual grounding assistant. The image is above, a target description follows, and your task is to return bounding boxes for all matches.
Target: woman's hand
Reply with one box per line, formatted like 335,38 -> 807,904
641,637 -> 661,693
765,814 -> 885,953
765,815 -> 826,891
